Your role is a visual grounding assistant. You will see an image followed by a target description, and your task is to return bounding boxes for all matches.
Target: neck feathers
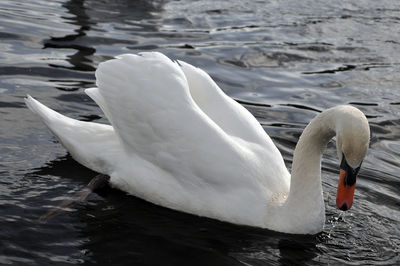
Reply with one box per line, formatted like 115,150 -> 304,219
280,109 -> 336,233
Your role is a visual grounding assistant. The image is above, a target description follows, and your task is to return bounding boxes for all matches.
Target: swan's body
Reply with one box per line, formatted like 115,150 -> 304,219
26,52 -> 370,234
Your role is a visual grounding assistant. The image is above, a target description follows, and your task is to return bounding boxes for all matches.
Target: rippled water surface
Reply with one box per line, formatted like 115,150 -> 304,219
1,0 -> 399,265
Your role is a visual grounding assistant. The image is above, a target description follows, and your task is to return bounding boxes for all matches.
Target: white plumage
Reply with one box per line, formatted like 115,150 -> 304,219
26,52 -> 370,234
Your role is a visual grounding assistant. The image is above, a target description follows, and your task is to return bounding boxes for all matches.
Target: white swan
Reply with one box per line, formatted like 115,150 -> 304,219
25,52 -> 370,234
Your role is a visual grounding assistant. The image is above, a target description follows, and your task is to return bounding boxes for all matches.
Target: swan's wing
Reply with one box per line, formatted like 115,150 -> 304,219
25,95 -> 121,174
92,52 -> 288,189
178,59 -> 289,189
94,52 -> 231,155
178,60 -> 274,147
85,87 -> 112,122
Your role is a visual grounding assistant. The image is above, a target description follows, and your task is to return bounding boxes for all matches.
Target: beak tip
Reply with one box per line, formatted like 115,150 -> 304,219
336,200 -> 353,211
338,202 -> 348,211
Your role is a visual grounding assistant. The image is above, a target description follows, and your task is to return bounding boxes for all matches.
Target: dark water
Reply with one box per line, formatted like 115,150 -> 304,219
1,0 -> 399,265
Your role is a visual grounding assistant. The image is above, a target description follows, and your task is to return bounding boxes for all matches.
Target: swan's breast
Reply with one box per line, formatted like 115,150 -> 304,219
269,191 -> 288,206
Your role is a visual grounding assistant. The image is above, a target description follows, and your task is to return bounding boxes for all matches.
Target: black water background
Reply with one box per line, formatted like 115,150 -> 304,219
0,0 -> 399,265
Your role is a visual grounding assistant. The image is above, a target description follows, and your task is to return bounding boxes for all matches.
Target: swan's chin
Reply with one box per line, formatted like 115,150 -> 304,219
336,169 -> 356,211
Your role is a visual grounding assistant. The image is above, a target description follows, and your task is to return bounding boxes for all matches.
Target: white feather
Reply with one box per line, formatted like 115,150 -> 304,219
26,52 -> 370,234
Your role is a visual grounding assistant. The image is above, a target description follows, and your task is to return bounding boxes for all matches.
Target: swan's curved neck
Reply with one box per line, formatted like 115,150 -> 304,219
277,109 -> 337,233
289,110 -> 336,203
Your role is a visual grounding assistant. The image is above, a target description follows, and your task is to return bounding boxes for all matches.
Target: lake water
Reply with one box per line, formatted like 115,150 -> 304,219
1,0 -> 399,265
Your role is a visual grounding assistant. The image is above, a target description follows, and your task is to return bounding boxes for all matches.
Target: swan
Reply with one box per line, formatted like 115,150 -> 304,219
25,52 -> 370,234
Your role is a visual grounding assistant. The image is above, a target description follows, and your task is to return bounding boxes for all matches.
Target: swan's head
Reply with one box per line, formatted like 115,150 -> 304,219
334,106 -> 370,211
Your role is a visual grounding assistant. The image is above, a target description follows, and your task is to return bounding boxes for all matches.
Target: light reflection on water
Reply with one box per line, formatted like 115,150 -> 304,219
0,0 -> 399,265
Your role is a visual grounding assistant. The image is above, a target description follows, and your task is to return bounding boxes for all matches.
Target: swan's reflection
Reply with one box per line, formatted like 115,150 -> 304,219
43,0 -> 95,72
42,0 -> 166,73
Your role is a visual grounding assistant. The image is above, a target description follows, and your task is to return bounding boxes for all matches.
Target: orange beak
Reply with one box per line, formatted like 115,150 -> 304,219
336,155 -> 360,211
336,169 -> 356,210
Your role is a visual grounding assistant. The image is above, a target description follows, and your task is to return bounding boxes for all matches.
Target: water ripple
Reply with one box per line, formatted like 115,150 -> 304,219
0,0 -> 399,265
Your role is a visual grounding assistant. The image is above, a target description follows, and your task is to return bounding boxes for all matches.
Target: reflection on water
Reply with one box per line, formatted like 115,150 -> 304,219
44,3 -> 95,73
0,0 -> 399,265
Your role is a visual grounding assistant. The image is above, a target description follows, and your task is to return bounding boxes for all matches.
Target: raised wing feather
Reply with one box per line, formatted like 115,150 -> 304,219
178,60 -> 275,147
85,87 -> 113,122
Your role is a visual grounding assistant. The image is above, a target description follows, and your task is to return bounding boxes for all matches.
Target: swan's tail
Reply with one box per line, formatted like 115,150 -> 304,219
25,95 -> 120,174
25,95 -> 67,126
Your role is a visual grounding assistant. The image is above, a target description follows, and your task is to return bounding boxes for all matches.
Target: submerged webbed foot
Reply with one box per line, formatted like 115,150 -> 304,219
40,174 -> 110,222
